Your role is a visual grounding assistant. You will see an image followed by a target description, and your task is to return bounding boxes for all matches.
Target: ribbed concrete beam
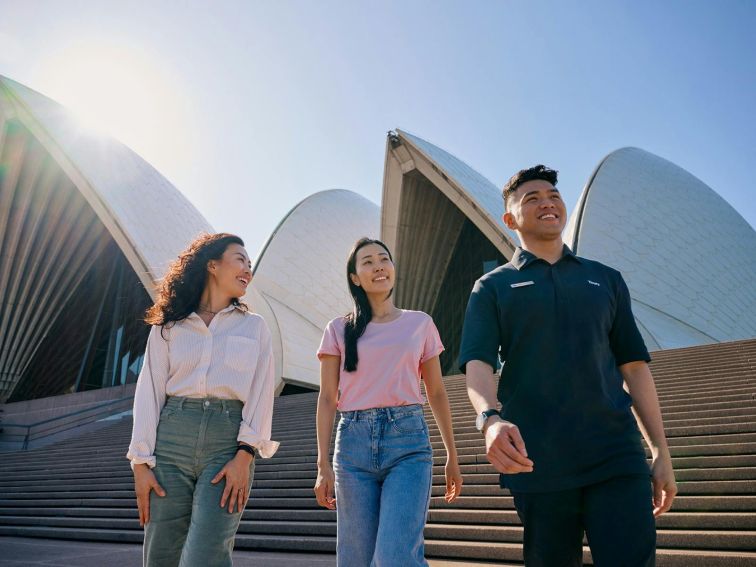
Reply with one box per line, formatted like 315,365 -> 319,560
393,172 -> 465,313
381,130 -> 518,310
0,76 -> 211,402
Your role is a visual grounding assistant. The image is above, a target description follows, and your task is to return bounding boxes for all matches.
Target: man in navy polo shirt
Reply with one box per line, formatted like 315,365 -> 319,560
459,165 -> 677,566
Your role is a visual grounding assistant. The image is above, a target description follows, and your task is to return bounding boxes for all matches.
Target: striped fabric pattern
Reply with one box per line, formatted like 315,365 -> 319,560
126,305 -> 279,468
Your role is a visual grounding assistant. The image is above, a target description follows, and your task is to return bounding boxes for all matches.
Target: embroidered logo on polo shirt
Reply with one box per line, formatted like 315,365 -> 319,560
587,280 -> 601,287
510,281 -> 535,288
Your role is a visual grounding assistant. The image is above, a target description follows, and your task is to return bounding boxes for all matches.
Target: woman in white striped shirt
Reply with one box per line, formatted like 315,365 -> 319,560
127,233 -> 279,567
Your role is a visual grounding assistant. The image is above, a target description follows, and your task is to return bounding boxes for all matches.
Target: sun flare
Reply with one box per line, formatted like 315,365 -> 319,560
31,40 -> 195,173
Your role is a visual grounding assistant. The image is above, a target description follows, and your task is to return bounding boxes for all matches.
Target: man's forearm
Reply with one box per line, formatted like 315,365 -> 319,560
465,360 -> 500,414
621,361 -> 669,457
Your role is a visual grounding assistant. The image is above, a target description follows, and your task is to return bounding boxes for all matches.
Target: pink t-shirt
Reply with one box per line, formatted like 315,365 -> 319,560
317,310 -> 444,411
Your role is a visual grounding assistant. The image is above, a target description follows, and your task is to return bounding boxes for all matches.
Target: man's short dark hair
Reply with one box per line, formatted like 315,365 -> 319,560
502,165 -> 559,208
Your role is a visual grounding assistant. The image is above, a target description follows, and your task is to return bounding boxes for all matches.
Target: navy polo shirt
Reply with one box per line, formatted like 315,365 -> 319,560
459,246 -> 651,493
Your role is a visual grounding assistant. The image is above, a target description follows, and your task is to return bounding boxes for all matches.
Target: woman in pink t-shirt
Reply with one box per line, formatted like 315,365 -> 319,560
314,237 -> 462,567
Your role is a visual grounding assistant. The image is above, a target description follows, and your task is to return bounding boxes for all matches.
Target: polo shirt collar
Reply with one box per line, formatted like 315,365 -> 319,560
511,245 -> 582,270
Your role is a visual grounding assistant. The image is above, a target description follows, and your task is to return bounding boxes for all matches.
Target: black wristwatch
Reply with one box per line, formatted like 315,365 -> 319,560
237,444 -> 256,458
475,409 -> 500,432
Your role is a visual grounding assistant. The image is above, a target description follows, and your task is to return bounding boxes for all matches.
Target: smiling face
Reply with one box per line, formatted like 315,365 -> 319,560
503,179 -> 567,241
349,243 -> 395,295
207,243 -> 252,299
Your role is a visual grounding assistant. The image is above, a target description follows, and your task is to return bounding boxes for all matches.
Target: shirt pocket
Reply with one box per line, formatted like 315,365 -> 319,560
223,336 -> 260,373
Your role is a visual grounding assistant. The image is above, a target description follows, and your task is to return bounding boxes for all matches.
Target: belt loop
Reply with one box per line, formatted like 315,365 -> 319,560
178,397 -> 186,410
221,399 -> 228,412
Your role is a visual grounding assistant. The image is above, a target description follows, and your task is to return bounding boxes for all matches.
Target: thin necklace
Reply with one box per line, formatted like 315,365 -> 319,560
198,304 -> 218,315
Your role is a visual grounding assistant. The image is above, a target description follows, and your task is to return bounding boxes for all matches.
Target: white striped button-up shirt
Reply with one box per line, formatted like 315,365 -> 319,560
127,305 -> 279,468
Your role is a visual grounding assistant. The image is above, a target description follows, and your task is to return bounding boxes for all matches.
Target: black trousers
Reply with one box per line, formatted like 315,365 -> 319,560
512,474 -> 656,567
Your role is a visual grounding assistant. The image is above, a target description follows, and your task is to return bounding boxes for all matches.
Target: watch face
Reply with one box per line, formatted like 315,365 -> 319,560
475,413 -> 485,431
476,410 -> 498,431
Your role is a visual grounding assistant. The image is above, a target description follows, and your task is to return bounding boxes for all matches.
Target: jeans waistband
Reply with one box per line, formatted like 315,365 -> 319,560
339,403 -> 424,421
164,396 -> 243,412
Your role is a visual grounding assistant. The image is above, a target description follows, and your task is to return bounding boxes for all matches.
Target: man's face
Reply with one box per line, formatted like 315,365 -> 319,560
503,179 -> 567,241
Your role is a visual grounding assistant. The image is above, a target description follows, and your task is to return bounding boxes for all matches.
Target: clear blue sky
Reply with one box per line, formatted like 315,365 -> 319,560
1,1 -> 754,257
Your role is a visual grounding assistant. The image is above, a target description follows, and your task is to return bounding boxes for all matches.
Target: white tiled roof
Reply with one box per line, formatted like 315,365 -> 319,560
251,189 -> 380,388
398,130 -> 518,243
0,76 -> 213,282
570,147 -> 756,349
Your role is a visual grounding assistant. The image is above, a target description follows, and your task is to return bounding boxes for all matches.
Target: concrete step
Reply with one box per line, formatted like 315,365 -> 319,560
426,508 -> 756,529
425,539 -> 756,566
425,495 -> 756,511
2,522 -> 756,566
4,452 -> 756,485
425,523 -> 756,551
1,339 -> 755,564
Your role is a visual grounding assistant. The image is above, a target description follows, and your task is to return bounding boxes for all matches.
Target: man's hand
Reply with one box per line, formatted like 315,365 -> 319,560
211,450 -> 253,514
133,464 -> 165,527
651,453 -> 677,517
485,419 -> 534,474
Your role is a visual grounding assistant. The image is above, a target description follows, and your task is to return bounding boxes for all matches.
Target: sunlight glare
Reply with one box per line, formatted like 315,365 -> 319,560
32,40 -> 195,175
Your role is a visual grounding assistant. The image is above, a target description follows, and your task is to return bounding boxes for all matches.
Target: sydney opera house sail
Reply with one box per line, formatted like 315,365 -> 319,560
249,189 -> 380,391
0,75 -> 212,403
564,147 -> 756,350
383,132 -> 756,368
1,70 -> 754,405
382,130 -> 517,374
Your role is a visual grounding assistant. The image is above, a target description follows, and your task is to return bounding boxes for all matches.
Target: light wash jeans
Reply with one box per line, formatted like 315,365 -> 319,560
333,404 -> 433,567
144,397 -> 254,567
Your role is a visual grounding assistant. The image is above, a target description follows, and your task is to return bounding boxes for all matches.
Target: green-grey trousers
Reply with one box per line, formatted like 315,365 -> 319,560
144,396 -> 254,567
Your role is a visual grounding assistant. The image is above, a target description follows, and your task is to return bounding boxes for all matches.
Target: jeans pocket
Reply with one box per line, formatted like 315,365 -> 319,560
159,406 -> 179,422
224,408 -> 242,424
390,414 -> 426,434
336,417 -> 354,433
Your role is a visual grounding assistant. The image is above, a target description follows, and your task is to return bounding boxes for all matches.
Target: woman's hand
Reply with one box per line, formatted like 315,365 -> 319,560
133,463 -> 165,527
211,450 -> 253,514
314,464 -> 336,510
444,458 -> 463,503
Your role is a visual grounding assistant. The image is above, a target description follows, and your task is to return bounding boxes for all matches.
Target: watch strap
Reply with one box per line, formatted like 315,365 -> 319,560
237,444 -> 257,458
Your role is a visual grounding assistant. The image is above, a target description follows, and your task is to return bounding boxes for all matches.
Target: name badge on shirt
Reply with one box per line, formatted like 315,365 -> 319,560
510,281 -> 535,288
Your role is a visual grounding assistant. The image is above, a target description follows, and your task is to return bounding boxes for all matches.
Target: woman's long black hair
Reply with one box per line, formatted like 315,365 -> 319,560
343,237 -> 394,372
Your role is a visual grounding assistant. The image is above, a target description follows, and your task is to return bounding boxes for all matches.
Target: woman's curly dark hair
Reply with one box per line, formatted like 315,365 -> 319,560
145,233 -> 248,329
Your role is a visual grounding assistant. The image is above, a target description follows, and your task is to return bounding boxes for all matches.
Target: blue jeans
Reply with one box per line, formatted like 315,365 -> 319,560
333,404 -> 433,567
144,397 -> 254,567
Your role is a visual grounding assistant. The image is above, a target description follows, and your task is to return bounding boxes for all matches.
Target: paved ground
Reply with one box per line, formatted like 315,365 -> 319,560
0,538 -> 490,566
0,537 -> 337,566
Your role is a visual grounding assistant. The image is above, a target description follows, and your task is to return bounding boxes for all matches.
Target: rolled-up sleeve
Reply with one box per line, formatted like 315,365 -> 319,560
317,319 -> 341,359
238,320 -> 280,458
458,277 -> 501,374
421,318 -> 445,363
126,325 -> 169,468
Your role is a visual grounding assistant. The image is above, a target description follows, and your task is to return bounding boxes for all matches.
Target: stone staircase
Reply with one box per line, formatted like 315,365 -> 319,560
1,339 -> 755,565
